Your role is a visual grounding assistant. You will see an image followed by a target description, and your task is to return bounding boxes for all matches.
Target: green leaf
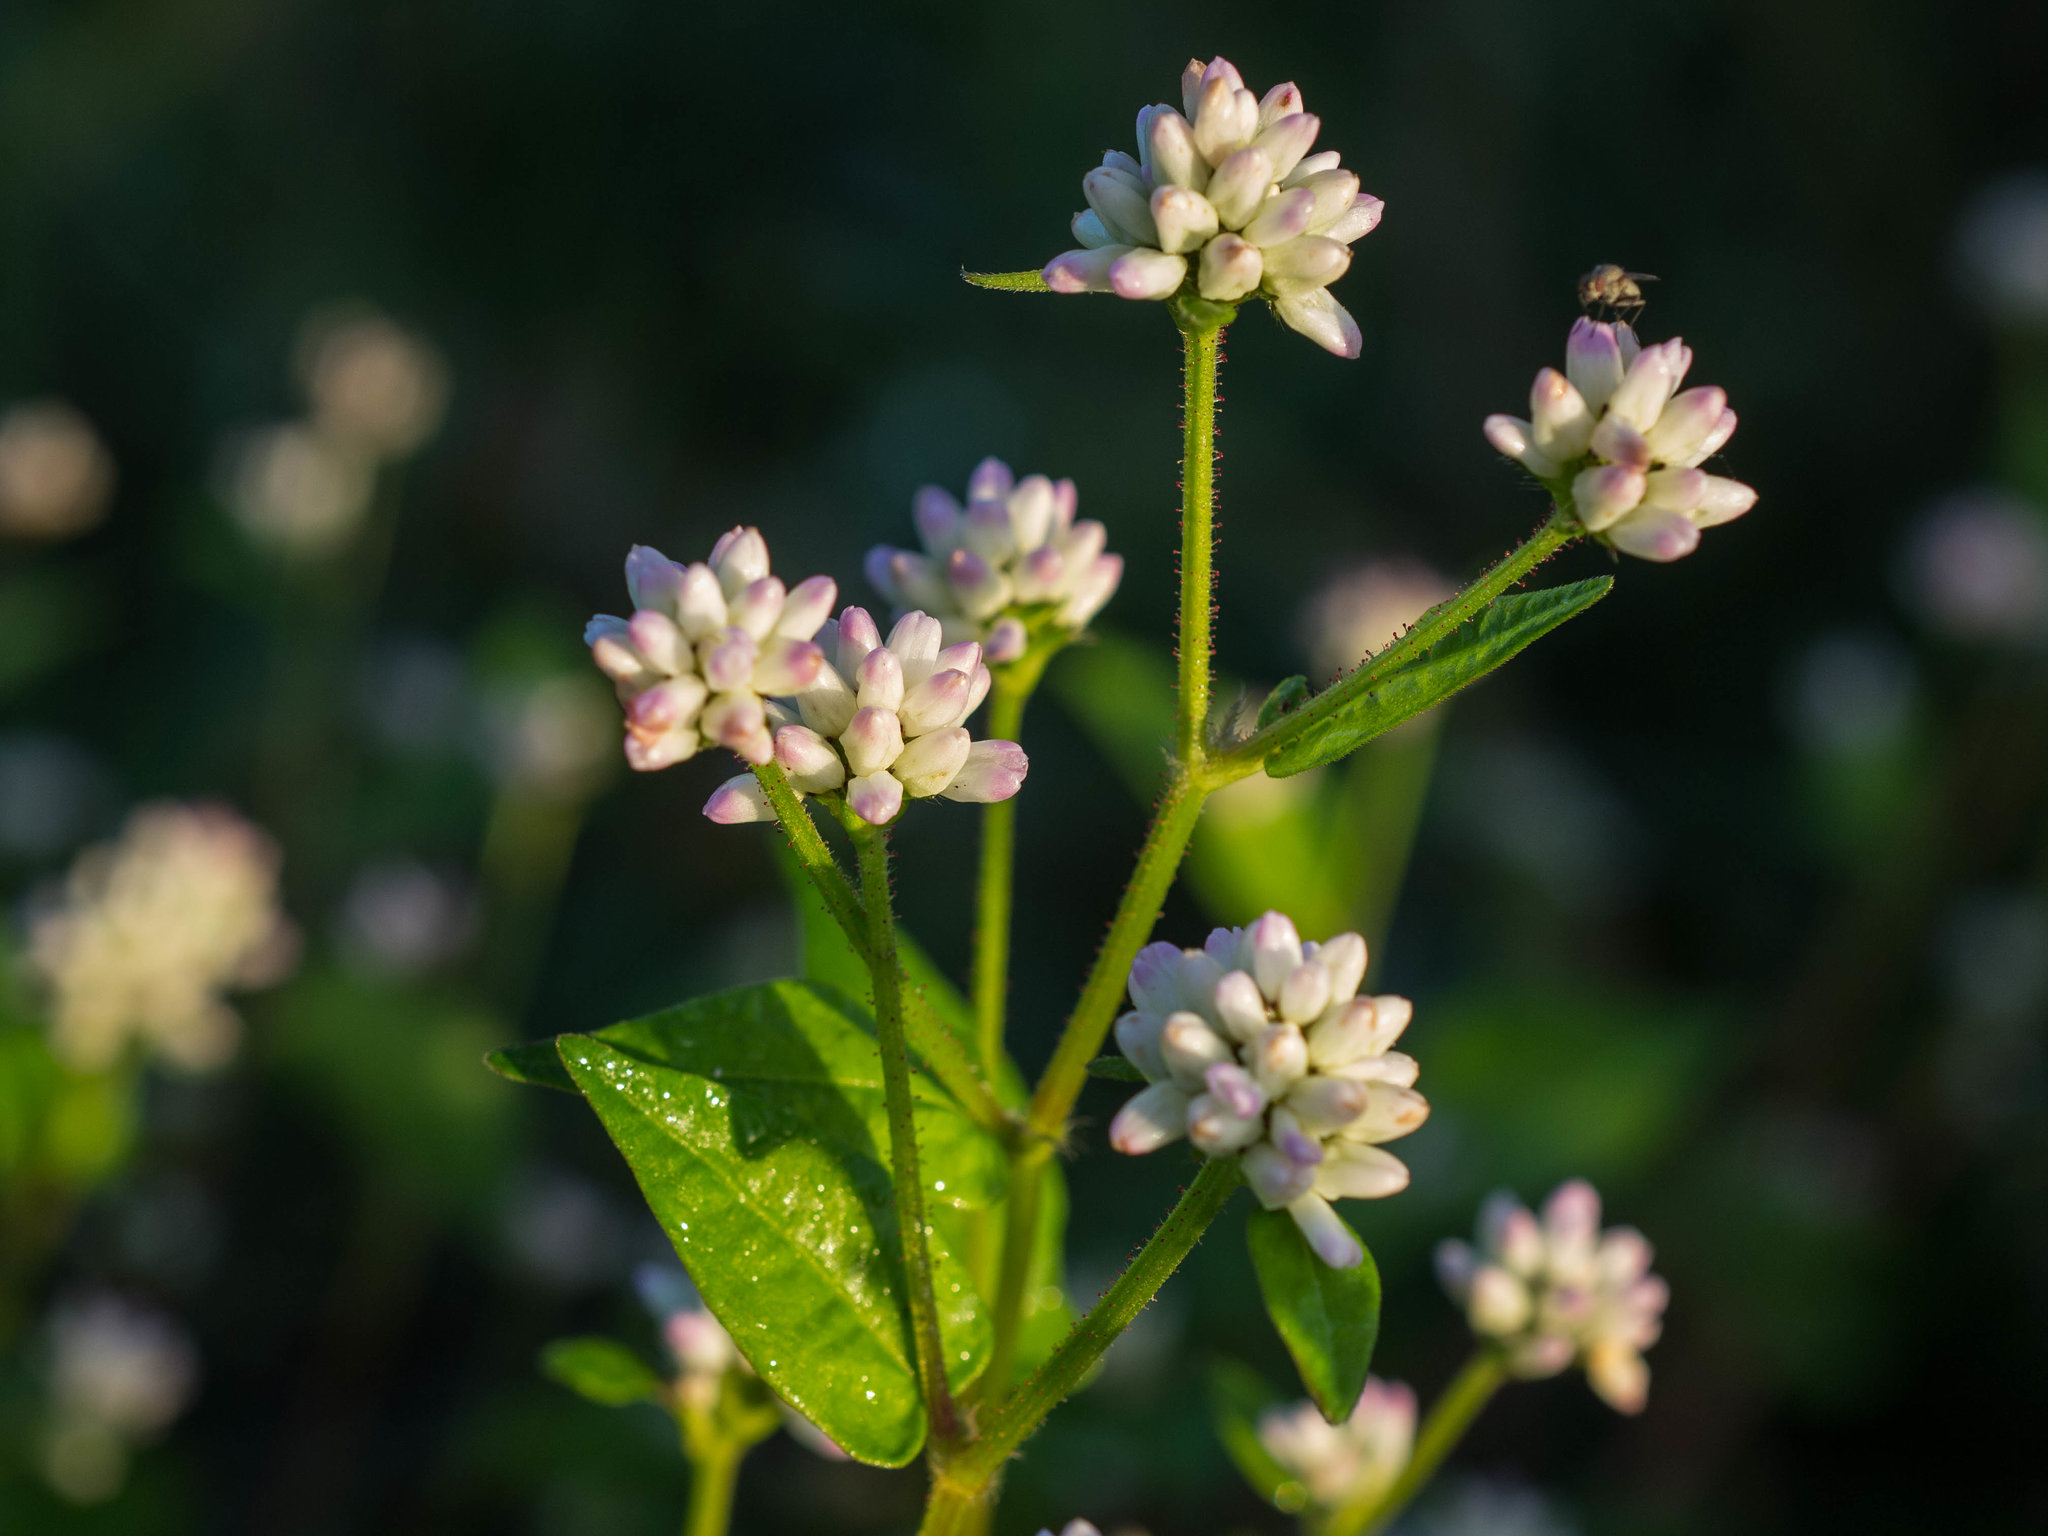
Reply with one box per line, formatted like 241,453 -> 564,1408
1209,1358 -> 1306,1512
962,268 -> 1051,292
1171,293 -> 1240,331
1246,1207 -> 1381,1422
1255,675 -> 1311,731
1264,578 -> 1612,777
1085,1055 -> 1147,1083
557,979 -> 999,1466
540,1336 -> 667,1407
485,1039 -> 577,1092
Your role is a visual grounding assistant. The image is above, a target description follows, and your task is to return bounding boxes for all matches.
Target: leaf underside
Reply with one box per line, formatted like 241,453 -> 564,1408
1245,1206 -> 1382,1423
554,979 -> 1001,1466
1265,577 -> 1612,778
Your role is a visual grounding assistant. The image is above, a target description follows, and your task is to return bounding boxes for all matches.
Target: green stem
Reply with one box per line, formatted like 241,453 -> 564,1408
981,1138 -> 1048,1404
972,644 -> 1055,1074
1025,770 -> 1209,1140
852,821 -> 961,1448
754,762 -> 1009,1137
1329,1350 -> 1506,1536
925,1157 -> 1242,1525
1211,510 -> 1578,782
1176,322 -> 1223,762
683,1440 -> 740,1536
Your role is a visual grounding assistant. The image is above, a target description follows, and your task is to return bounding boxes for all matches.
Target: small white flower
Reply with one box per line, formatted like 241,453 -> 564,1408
866,457 -> 1124,663
295,305 -> 450,461
1108,911 -> 1427,1267
634,1263 -> 746,1412
41,1294 -> 199,1504
586,529 -> 835,770
0,401 -> 115,542
1897,488 -> 2048,645
1434,1180 -> 1669,1414
222,421 -> 375,558
1258,1375 -> 1415,1511
1485,318 -> 1755,562
1041,56 -> 1384,356
26,802 -> 298,1073
705,606 -> 1029,828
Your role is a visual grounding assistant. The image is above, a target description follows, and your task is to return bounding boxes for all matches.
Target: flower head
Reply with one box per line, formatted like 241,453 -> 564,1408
1041,56 -> 1384,357
41,1294 -> 199,1504
1258,1376 -> 1415,1511
1108,912 -> 1427,1267
866,457 -> 1123,664
705,606 -> 1028,828
1485,319 -> 1755,562
586,529 -> 836,770
1434,1179 -> 1669,1413
0,401 -> 115,542
634,1263 -> 745,1411
27,802 -> 297,1072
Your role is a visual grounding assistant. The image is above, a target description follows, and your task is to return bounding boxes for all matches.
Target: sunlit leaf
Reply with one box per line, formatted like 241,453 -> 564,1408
1264,578 -> 1612,777
540,1337 -> 665,1408
1246,1207 -> 1380,1422
556,979 -> 999,1466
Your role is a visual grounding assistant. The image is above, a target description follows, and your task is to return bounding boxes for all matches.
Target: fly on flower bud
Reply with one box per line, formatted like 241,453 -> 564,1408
1036,56 -> 1383,356
1107,912 -> 1427,1267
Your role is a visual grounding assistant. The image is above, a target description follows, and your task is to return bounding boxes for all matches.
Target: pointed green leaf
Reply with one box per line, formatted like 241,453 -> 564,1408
1255,674 -> 1311,731
557,979 -> 999,1466
1246,1207 -> 1381,1422
1208,1358 -> 1305,1512
540,1337 -> 666,1407
1264,578 -> 1612,777
486,1039 -> 577,1092
962,268 -> 1052,291
1084,1055 -> 1147,1083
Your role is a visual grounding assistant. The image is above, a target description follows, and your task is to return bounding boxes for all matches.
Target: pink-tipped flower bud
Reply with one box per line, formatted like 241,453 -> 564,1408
939,739 -> 1027,803
840,706 -> 903,778
845,771 -> 904,827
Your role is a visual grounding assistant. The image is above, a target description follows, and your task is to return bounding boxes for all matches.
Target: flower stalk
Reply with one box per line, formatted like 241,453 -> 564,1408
851,818 -> 961,1449
972,641 -> 1061,1074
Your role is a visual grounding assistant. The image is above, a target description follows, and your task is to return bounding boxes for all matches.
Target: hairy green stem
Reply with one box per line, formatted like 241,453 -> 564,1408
924,1157 -> 1242,1527
972,644 -> 1055,1074
853,822 -> 960,1448
1330,1350 -> 1506,1536
1211,509 -> 1578,782
1176,322 -> 1223,761
683,1440 -> 740,1536
981,1138 -> 1048,1405
1026,771 -> 1209,1140
754,762 -> 1009,1136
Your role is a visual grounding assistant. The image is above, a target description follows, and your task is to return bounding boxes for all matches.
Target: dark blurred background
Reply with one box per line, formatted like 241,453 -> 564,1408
2,0 -> 2046,1532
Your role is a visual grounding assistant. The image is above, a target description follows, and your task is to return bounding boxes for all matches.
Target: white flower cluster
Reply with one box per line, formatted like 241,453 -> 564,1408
866,457 -> 1123,664
587,530 -> 836,771
1434,1180 -> 1669,1415
0,400 -> 115,542
706,607 -> 1028,828
42,1294 -> 198,1504
1034,1523 -> 1101,1536
27,802 -> 297,1073
1485,319 -> 1756,562
1257,1375 -> 1415,1512
635,1264 -> 744,1412
1042,56 -> 1384,357
1109,911 -> 1429,1268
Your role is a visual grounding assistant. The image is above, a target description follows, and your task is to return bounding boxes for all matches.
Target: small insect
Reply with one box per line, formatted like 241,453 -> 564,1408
1577,264 -> 1658,324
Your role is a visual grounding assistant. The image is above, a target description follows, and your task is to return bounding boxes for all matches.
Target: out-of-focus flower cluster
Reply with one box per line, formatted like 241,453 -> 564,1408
1109,911 -> 1428,1268
1042,56 -> 1384,356
0,401 -> 116,541
41,1294 -> 198,1504
1898,488 -> 2048,646
1435,1180 -> 1669,1414
707,607 -> 1027,828
1258,1375 -> 1415,1513
223,304 -> 448,558
587,530 -> 835,770
1300,558 -> 1454,682
26,802 -> 298,1073
1485,319 -> 1754,562
866,457 -> 1123,663
1952,170 -> 2048,329
635,1264 -> 746,1412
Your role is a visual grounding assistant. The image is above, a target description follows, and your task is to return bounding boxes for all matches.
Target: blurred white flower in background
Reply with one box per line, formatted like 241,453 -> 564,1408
1780,631 -> 1917,757
40,1294 -> 198,1504
338,858 -> 479,977
1300,558 -> 1453,683
223,303 -> 448,559
26,802 -> 298,1073
499,1167 -> 632,1291
295,305 -> 450,459
362,638 -> 472,756
1896,488 -> 2048,645
0,733 -> 110,860
1257,1375 -> 1414,1512
0,400 -> 116,541
1409,1476 -> 1581,1536
1951,170 -> 2048,328
633,1263 -> 746,1411
480,673 -> 618,801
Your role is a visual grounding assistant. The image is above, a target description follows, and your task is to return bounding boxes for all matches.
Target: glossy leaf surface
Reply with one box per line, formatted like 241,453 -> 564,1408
1264,578 -> 1611,777
1246,1206 -> 1381,1423
557,980 -> 999,1466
